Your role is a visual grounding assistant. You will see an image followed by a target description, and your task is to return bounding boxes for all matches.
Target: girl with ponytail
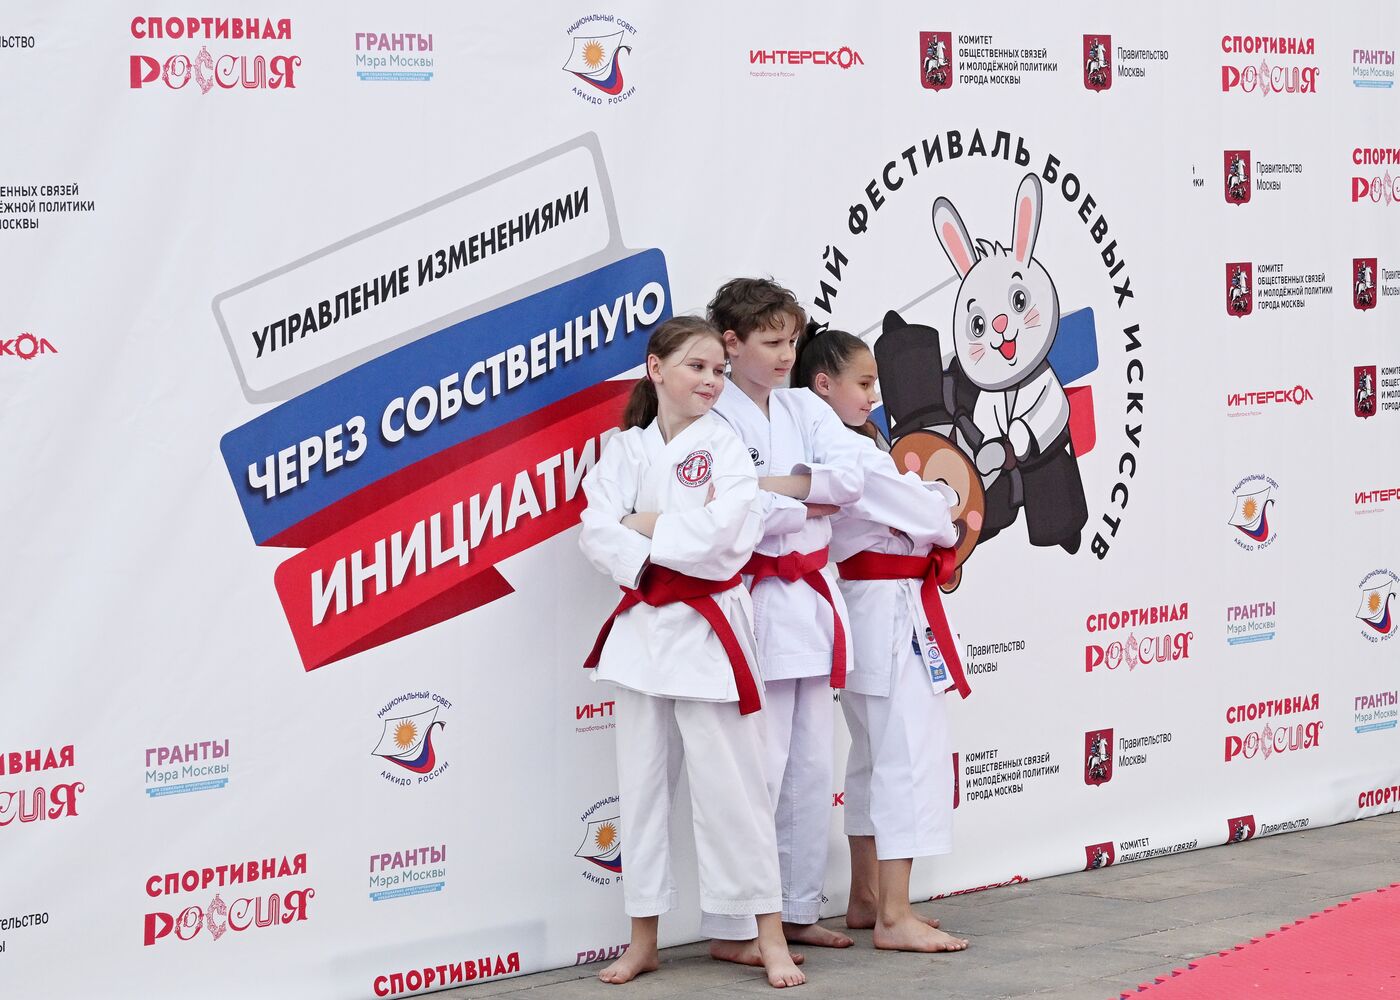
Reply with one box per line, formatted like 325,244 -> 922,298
618,316 -> 721,430
578,316 -> 805,988
793,322 -> 882,442
800,325 -> 972,954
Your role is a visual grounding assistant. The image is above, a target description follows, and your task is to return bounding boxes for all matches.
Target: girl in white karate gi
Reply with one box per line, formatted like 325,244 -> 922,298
798,326 -> 971,954
579,316 -> 805,988
701,279 -> 865,955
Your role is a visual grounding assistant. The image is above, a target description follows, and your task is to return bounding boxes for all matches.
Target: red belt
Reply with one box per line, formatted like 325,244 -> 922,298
583,564 -> 762,715
744,547 -> 847,689
836,549 -> 971,699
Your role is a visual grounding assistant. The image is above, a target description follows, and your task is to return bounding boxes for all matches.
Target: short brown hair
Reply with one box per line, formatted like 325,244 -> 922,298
707,277 -> 807,342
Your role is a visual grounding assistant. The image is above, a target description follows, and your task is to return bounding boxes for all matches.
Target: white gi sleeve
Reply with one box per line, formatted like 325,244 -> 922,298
845,441 -> 959,549
755,489 -> 808,537
790,396 -> 865,506
1018,373 -> 1071,452
578,435 -> 652,589
651,442 -> 761,581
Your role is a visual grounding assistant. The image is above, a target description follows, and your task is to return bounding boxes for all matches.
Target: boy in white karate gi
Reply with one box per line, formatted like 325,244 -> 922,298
701,279 -> 865,956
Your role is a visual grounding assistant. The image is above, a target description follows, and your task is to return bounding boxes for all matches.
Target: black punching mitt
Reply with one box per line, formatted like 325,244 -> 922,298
876,309 -> 953,436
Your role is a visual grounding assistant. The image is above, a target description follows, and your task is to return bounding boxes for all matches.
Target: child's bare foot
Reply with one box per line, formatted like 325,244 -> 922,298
845,898 -> 939,930
757,936 -> 807,988
783,922 -> 854,948
598,945 -> 658,984
872,913 -> 968,953
709,939 -> 805,967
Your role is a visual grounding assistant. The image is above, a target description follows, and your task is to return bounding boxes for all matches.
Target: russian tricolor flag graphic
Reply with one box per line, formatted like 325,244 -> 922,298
1048,306 -> 1100,457
371,707 -> 444,774
1228,487 -> 1274,542
575,816 -> 622,873
1357,580 -> 1396,636
563,32 -> 631,94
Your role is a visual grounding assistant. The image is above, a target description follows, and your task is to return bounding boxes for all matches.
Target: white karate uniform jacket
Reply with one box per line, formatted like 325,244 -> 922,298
975,363 -> 1070,463
829,434 -> 961,698
711,385 -> 863,682
578,412 -> 763,703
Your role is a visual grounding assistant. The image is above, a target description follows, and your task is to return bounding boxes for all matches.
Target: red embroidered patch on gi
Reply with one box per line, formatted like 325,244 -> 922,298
676,450 -> 713,487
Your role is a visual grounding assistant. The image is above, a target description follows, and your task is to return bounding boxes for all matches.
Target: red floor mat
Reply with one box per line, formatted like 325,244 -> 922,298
1119,883 -> 1400,999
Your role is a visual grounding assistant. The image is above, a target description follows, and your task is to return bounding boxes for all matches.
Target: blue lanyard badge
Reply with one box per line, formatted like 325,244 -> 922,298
914,626 -> 947,683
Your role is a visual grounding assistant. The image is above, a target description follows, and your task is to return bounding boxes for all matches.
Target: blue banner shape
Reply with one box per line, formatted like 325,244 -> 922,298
1227,632 -> 1276,646
221,250 -> 669,544
370,883 -> 446,901
870,404 -> 891,441
1048,307 -> 1098,386
1355,721 -> 1398,734
145,779 -> 229,797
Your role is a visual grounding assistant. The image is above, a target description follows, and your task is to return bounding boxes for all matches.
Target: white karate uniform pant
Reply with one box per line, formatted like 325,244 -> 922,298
700,675 -> 834,938
841,641 -> 953,860
614,687 -> 782,918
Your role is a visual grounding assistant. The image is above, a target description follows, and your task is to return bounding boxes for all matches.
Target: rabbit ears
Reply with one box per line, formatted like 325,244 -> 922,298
932,196 -> 976,278
1008,173 -> 1043,267
932,172 -> 1045,278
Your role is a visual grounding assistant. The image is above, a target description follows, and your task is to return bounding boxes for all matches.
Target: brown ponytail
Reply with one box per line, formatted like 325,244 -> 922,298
620,316 -> 724,430
621,378 -> 659,430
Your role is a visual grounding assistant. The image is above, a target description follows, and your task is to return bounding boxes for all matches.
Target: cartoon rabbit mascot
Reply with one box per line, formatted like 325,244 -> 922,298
931,173 -> 1088,553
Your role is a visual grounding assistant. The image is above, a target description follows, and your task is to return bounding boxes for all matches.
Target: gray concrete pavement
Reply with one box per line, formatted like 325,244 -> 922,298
440,813 -> 1400,1000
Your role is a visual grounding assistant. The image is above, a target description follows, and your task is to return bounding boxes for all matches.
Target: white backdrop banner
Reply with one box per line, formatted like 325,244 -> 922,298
2,3 -> 1398,998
